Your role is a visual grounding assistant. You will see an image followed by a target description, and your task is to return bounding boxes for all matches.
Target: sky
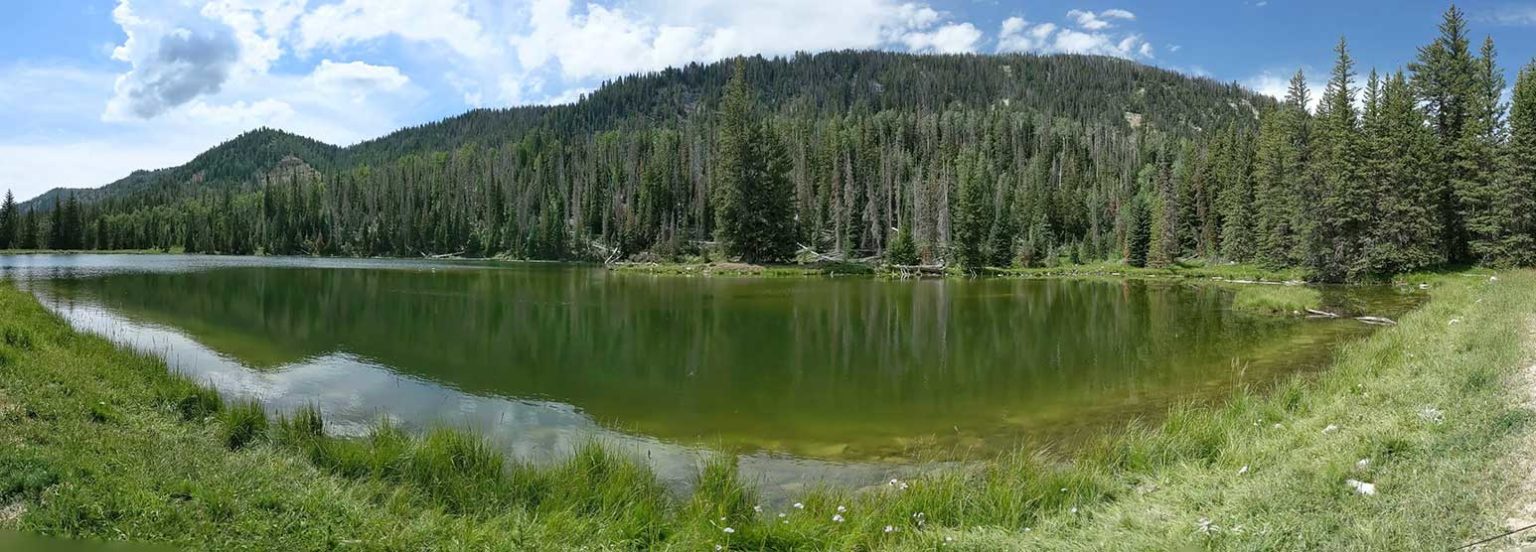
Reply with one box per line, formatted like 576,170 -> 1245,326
3,1 -> 1536,202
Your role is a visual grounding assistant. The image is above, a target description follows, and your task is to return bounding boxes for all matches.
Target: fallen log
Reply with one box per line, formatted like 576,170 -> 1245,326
1305,308 -> 1340,318
1356,316 -> 1398,326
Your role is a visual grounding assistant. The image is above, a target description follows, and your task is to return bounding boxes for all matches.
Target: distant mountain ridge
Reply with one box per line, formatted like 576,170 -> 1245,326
22,50 -> 1272,211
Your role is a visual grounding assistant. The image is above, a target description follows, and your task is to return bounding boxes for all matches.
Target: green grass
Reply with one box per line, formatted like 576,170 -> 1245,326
1229,284 -> 1324,315
0,270 -> 1531,549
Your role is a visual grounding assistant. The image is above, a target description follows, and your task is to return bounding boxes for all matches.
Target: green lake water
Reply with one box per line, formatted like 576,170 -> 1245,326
0,254 -> 1420,494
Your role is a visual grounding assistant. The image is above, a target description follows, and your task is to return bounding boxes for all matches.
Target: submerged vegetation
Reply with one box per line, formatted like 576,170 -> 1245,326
1229,285 -> 1323,316
2,268 -> 1532,549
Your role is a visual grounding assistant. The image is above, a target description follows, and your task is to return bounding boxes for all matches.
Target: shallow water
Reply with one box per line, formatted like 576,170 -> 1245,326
0,254 -> 1419,497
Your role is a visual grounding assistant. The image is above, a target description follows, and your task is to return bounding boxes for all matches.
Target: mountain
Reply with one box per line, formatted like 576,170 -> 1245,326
23,51 -> 1271,212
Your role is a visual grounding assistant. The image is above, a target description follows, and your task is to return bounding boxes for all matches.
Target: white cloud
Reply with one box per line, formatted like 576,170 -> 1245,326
1480,6 -> 1536,26
902,23 -> 982,54
309,60 -> 411,101
1067,9 -> 1135,31
997,17 -> 1056,53
997,11 -> 1149,60
507,0 -> 987,85
297,0 -> 497,60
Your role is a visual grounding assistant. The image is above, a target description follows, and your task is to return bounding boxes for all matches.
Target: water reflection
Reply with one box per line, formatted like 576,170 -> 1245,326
0,255 -> 1418,495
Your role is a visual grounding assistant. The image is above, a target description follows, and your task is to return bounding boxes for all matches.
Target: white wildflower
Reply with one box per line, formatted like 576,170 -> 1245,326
884,525 -> 897,533
832,514 -> 845,523
836,505 -> 846,513
1346,479 -> 1377,496
1238,465 -> 1249,475
1449,318 -> 1462,325
793,502 -> 804,510
1196,517 -> 1220,535
753,505 -> 762,513
1322,424 -> 1339,434
1491,276 -> 1499,282
1355,458 -> 1371,471
778,512 -> 787,518
723,527 -> 735,534
1070,507 -> 1078,514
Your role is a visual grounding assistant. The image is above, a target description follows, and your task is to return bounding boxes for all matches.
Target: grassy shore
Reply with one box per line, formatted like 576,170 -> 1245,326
1,270 -> 1532,550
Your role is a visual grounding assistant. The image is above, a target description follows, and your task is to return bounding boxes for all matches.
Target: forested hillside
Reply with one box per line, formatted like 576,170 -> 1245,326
3,7 -> 1533,280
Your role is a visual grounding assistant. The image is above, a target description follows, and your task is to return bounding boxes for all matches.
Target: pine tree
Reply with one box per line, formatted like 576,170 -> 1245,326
1363,72 -> 1442,274
886,224 -> 918,266
1310,38 -> 1364,281
713,60 -> 796,263
953,148 -> 993,271
1253,71 -> 1310,268
1146,152 -> 1179,269
0,190 -> 16,250
1410,5 -> 1479,263
1464,37 -> 1510,262
48,196 -> 65,250
20,209 -> 38,250
1216,126 -> 1257,262
1486,60 -> 1536,266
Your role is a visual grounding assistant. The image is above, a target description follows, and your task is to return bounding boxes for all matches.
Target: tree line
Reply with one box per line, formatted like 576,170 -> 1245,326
4,6 -> 1533,280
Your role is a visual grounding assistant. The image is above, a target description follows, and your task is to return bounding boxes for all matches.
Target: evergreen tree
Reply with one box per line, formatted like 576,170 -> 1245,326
713,61 -> 796,263
1253,71 -> 1310,268
1410,5 -> 1480,263
1146,152 -> 1179,269
0,190 -> 16,250
48,197 -> 66,250
1464,37 -> 1510,262
1485,60 -> 1536,266
1310,38 -> 1364,281
1362,72 -> 1442,274
886,224 -> 919,266
20,209 -> 38,250
953,148 -> 993,271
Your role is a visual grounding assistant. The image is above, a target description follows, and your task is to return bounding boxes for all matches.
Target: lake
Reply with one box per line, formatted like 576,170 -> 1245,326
0,254 -> 1419,496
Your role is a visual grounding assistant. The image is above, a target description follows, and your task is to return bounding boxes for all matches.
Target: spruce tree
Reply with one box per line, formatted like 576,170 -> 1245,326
1464,37 -> 1510,262
953,148 -> 993,272
0,190 -> 16,250
1146,152 -> 1179,269
20,209 -> 38,250
1310,38 -> 1364,281
1363,72 -> 1442,274
1487,60 -> 1536,266
1410,5 -> 1479,263
713,60 -> 796,263
48,197 -> 65,250
887,224 -> 919,266
1253,71 -> 1310,268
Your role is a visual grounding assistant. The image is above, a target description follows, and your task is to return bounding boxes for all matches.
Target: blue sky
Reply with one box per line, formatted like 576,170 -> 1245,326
3,0 -> 1536,202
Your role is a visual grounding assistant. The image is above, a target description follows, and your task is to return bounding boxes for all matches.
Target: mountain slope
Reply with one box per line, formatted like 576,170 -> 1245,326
24,51 -> 1272,211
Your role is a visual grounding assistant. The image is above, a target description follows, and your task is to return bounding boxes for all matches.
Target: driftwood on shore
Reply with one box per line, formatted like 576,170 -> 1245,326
424,251 -> 465,259
1306,308 -> 1341,318
1356,316 -> 1398,326
889,264 -> 948,278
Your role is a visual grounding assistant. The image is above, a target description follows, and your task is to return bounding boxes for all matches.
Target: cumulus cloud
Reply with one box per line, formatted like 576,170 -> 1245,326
998,11 -> 1150,60
902,23 -> 982,54
297,0 -> 496,59
1067,9 -> 1135,31
309,60 -> 411,100
105,1 -> 244,120
507,0 -> 985,84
